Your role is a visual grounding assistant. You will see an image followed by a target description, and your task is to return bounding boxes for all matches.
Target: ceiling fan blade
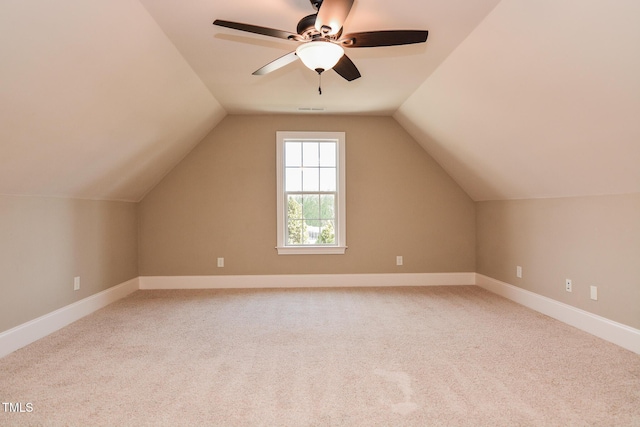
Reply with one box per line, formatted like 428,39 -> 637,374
213,20 -> 300,41
315,0 -> 354,36
341,30 -> 428,48
253,51 -> 299,75
333,54 -> 361,81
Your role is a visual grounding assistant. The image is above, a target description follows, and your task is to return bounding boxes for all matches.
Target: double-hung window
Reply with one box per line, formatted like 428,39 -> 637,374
276,131 -> 346,255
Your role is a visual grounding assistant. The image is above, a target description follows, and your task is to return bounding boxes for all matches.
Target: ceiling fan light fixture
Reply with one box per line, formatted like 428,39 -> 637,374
296,41 -> 344,73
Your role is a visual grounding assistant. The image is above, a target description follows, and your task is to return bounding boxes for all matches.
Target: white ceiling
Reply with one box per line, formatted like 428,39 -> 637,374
138,0 -> 500,115
1,0 -> 639,202
396,0 -> 640,200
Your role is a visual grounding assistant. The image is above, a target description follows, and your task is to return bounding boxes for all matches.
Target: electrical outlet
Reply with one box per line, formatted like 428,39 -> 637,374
396,256 -> 403,266
217,257 -> 224,268
565,279 -> 572,292
590,286 -> 598,300
74,276 -> 80,291
516,266 -> 522,278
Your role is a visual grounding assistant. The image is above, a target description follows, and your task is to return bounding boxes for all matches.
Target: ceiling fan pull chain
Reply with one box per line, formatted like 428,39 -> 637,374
318,72 -> 322,95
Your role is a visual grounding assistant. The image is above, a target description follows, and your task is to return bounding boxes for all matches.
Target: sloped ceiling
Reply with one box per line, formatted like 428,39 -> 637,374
0,0 -> 225,202
396,0 -> 640,200
1,0 -> 638,202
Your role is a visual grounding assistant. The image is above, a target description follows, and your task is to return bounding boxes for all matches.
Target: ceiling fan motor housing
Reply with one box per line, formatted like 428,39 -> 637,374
297,14 -> 342,40
297,14 -> 318,36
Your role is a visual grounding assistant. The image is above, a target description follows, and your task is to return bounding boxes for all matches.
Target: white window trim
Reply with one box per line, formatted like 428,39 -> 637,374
276,131 -> 347,255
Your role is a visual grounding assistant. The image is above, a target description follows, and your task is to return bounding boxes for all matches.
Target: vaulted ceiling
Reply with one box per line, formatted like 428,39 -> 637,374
1,0 -> 639,202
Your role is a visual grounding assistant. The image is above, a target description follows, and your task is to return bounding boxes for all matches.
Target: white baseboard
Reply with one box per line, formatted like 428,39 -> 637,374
476,274 -> 640,355
0,278 -> 139,359
139,272 -> 476,290
4,273 -> 636,359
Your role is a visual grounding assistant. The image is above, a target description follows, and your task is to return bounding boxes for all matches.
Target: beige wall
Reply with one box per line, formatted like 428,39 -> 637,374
477,194 -> 640,329
3,115 -> 637,337
0,195 -> 138,332
139,115 -> 476,276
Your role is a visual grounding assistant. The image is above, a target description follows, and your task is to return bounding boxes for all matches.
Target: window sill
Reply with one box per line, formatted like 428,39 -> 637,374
276,246 -> 347,255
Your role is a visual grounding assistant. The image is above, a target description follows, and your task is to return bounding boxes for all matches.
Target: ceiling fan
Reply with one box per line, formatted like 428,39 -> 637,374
213,0 -> 428,85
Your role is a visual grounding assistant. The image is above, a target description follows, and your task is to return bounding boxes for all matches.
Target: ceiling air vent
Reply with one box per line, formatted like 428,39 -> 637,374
297,107 -> 325,112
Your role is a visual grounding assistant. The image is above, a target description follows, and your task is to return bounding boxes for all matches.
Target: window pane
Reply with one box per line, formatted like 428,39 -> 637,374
287,220 -> 306,245
319,143 -> 336,167
287,195 -> 303,219
302,222 -> 314,244
303,194 -> 320,228
302,167 -> 319,191
287,195 -> 305,245
319,168 -> 336,192
306,221 -> 320,244
285,168 -> 302,192
320,195 -> 335,219
318,220 -> 335,244
302,142 -> 319,167
285,142 -> 302,167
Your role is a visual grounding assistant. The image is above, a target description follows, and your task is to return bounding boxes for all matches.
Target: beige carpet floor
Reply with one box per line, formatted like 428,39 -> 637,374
1,286 -> 639,426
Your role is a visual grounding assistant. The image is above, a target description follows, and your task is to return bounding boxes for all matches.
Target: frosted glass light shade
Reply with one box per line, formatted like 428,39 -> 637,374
296,41 -> 344,73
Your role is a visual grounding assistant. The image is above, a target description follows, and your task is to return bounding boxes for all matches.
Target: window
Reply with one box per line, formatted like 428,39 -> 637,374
276,131 -> 346,255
